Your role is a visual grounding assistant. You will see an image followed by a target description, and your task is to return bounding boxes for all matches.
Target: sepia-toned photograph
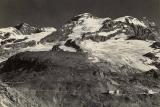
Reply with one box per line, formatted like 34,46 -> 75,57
0,0 -> 160,107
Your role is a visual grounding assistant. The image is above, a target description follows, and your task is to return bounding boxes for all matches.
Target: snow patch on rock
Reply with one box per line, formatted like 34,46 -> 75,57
98,29 -> 121,37
114,16 -> 147,27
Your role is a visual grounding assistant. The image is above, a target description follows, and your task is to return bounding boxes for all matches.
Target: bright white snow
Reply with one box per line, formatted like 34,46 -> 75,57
80,36 -> 157,71
59,45 -> 77,52
98,29 -> 121,37
21,43 -> 55,52
68,17 -> 108,40
0,27 -> 23,42
148,89 -> 158,94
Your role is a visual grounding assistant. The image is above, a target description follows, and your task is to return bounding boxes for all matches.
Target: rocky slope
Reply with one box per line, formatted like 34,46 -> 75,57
0,13 -> 160,107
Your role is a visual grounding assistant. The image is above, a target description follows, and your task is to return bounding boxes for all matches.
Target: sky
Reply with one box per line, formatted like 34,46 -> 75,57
0,0 -> 159,28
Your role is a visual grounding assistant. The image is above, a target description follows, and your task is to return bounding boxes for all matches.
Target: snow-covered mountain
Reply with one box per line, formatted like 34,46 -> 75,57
0,13 -> 160,107
0,23 -> 56,62
51,13 -> 160,72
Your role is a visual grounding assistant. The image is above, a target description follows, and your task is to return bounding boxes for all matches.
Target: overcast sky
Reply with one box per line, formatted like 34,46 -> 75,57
0,0 -> 159,28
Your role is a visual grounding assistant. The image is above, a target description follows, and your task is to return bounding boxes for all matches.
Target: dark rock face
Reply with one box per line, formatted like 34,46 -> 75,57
1,38 -> 16,45
145,69 -> 159,79
64,39 -> 81,51
3,33 -> 11,39
40,31 -> 60,43
52,44 -> 63,51
14,23 -> 42,35
151,42 -> 160,49
127,25 -> 158,41
143,52 -> 158,60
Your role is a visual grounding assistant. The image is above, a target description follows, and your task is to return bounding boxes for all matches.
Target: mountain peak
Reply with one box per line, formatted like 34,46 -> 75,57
114,16 -> 147,27
14,22 -> 31,29
70,13 -> 93,22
